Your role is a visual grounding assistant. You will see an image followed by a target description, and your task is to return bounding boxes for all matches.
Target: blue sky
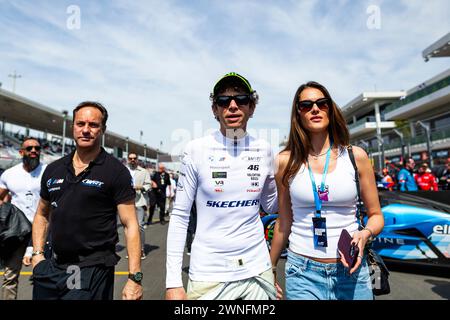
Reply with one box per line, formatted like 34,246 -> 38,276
0,0 -> 449,155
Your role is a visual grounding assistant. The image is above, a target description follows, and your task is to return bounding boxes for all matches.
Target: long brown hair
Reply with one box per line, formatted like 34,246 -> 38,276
281,81 -> 349,187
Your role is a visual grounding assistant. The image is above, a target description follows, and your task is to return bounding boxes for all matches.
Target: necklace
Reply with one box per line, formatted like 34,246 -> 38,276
72,159 -> 89,169
309,148 -> 330,160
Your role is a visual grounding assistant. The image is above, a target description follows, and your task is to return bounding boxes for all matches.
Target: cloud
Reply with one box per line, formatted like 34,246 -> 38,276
0,0 -> 449,155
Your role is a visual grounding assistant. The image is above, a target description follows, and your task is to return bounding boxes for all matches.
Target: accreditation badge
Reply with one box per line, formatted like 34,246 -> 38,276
312,217 -> 328,248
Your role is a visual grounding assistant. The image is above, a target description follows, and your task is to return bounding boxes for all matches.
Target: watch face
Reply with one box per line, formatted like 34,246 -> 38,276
134,272 -> 143,282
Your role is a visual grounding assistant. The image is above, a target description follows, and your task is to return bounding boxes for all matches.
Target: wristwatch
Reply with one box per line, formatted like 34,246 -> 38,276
128,272 -> 143,284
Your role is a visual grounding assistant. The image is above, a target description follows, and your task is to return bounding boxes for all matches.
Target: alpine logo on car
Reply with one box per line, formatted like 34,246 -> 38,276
206,199 -> 259,208
433,224 -> 450,234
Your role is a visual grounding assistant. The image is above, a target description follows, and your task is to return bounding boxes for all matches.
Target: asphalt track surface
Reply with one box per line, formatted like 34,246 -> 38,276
4,215 -> 450,300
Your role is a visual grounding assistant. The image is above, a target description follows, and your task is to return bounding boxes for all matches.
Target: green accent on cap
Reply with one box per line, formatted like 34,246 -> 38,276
213,72 -> 253,95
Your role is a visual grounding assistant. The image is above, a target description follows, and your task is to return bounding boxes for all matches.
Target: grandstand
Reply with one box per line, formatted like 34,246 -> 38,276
0,88 -> 164,169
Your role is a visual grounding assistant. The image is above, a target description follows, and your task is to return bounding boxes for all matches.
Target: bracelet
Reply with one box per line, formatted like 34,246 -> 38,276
31,250 -> 45,257
272,266 -> 277,274
362,227 -> 374,241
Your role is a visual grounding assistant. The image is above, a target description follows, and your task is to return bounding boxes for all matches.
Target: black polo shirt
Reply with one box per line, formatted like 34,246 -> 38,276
40,148 -> 135,266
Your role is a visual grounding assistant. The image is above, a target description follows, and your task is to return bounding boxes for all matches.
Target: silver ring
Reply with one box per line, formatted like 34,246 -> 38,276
357,255 -> 363,259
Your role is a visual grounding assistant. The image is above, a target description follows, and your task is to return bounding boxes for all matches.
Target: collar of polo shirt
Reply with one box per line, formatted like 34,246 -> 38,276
64,147 -> 108,168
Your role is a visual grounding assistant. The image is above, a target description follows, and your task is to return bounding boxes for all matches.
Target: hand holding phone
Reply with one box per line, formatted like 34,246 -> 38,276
338,229 -> 359,268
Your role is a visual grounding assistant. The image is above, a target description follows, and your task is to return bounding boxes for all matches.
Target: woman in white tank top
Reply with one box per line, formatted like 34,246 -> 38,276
270,81 -> 384,300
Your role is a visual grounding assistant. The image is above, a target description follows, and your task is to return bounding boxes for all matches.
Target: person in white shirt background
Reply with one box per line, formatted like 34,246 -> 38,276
126,152 -> 152,260
165,172 -> 176,216
0,137 -> 47,300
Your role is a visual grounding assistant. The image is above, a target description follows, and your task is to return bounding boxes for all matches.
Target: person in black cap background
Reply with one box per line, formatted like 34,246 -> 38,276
31,101 -> 143,300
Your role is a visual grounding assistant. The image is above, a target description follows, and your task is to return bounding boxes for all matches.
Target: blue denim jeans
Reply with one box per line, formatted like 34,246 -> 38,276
285,250 -> 374,300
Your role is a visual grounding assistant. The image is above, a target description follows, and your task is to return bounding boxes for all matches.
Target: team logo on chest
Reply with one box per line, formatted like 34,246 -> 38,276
47,178 -> 64,188
81,179 -> 104,188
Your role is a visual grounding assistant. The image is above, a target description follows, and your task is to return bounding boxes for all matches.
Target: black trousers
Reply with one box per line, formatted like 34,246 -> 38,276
32,259 -> 114,300
148,191 -> 166,223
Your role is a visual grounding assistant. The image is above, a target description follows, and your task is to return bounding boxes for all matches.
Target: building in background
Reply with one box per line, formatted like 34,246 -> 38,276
343,32 -> 450,173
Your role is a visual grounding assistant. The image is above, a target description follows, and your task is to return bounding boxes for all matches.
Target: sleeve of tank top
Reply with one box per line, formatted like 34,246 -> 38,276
260,147 -> 278,214
166,144 -> 198,288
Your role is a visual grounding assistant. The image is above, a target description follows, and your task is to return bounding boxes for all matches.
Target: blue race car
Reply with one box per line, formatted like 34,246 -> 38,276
373,191 -> 450,267
262,191 -> 450,267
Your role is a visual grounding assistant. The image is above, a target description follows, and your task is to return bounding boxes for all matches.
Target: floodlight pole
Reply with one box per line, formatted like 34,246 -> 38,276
144,144 -> 147,165
416,121 -> 433,168
392,129 -> 405,161
61,110 -> 68,156
8,70 -> 22,93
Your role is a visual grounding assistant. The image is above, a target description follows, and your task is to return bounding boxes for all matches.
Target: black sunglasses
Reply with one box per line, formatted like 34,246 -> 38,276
297,98 -> 330,111
24,146 -> 41,152
128,157 -> 137,160
215,95 -> 251,108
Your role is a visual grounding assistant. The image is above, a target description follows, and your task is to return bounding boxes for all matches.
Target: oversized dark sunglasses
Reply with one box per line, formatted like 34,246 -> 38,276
215,94 -> 251,108
128,157 -> 137,160
24,146 -> 41,152
297,98 -> 330,111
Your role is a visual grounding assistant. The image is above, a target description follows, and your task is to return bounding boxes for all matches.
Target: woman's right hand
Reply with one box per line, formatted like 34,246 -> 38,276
275,281 -> 283,300
273,271 -> 283,300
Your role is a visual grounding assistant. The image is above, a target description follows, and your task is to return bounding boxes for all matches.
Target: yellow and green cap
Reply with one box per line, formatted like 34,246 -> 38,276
212,72 -> 254,96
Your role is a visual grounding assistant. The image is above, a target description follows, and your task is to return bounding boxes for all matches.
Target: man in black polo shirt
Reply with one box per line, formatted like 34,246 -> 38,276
31,101 -> 143,300
148,163 -> 171,225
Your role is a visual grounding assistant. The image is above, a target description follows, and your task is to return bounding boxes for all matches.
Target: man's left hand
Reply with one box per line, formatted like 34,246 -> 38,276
122,279 -> 143,300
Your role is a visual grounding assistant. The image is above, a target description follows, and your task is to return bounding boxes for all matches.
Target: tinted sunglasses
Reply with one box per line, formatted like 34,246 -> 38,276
215,95 -> 251,108
297,98 -> 330,111
128,157 -> 137,160
24,146 -> 41,152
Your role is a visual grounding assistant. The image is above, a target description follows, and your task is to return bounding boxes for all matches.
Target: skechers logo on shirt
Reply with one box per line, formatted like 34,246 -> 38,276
81,179 -> 104,188
206,199 -> 259,208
